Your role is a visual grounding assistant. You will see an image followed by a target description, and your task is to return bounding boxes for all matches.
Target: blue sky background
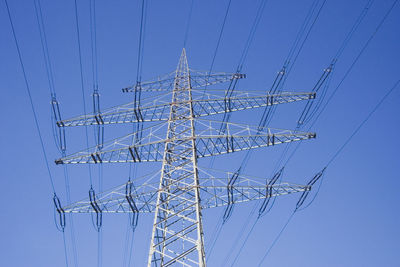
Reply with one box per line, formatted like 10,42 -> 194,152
1,0 -> 399,266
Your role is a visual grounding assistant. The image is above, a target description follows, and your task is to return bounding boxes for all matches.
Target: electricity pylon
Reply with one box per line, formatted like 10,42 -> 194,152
55,49 -> 317,266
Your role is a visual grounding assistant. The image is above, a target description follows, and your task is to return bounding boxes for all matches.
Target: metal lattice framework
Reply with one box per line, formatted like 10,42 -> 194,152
56,49 -> 317,266
62,168 -> 311,214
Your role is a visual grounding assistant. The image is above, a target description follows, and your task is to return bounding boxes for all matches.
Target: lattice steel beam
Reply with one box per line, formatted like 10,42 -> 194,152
58,91 -> 315,127
62,168 -> 310,214
122,70 -> 245,93
55,120 -> 315,164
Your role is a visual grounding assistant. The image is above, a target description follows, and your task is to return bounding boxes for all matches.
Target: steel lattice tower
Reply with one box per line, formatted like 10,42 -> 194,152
148,49 -> 206,265
55,49 -> 317,266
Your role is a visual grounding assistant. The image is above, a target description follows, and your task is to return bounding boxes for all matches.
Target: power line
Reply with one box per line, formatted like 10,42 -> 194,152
62,164 -> 78,267
89,2 -> 103,266
264,0 -> 376,180
73,3 -> 104,267
33,1 -> 79,265
252,5 -> 328,130
90,0 -> 104,151
136,0 -> 146,85
4,0 -> 56,193
183,0 -> 194,48
309,0 -> 397,131
89,0 -> 99,92
209,0 -> 324,258
221,0 -> 270,108
127,227 -> 136,266
73,0 -> 94,187
223,1 -> 328,262
285,0 -> 328,77
326,79 -> 400,167
257,2 -> 400,254
283,0 -> 397,167
201,0 -> 232,99
4,0 -> 69,266
227,0 -> 389,263
98,230 -> 103,267
257,211 -> 295,266
236,0 -> 269,73
205,0 -> 271,254
62,230 -> 70,267
296,0 -> 374,130
258,77 -> 400,265
334,0 -> 374,60
228,206 -> 258,266
124,1 -> 148,264
205,218 -> 224,261
255,1 -> 399,263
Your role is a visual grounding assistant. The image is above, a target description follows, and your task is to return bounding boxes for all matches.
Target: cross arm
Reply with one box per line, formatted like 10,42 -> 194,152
192,91 -> 315,118
61,170 -> 310,213
55,120 -> 315,164
194,120 -> 316,158
122,70 -> 245,93
56,91 -> 315,127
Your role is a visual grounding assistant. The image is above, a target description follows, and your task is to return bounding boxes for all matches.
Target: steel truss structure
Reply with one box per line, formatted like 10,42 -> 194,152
56,49 -> 317,266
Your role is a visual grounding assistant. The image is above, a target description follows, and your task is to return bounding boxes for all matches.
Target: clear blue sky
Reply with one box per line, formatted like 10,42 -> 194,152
1,0 -> 399,266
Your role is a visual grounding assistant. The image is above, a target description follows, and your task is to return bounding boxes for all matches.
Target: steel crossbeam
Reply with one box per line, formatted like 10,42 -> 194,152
57,91 -> 315,127
62,167 -> 310,214
121,69 -> 245,93
55,120 -> 315,164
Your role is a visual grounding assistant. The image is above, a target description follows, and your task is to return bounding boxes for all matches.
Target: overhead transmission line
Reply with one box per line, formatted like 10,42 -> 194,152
90,0 -> 103,153
4,0 -> 69,265
273,0 -> 375,173
256,1 -> 398,264
296,0 -> 375,130
307,0 -> 393,131
207,0 -> 320,257
263,0 -> 375,205
130,0 -> 147,151
183,0 -> 194,48
201,0 -> 233,99
207,0 -> 321,259
122,1 -> 148,266
212,0 -> 376,263
259,0 -> 328,129
33,0 -> 79,266
224,0 -> 268,98
72,1 -> 104,266
221,0 -> 328,264
200,1 -> 233,252
208,0 -> 269,170
229,0 -> 326,182
258,77 -> 400,266
88,0 -> 104,266
257,0 -> 375,210
205,0 -> 271,260
283,0 -> 393,168
72,0 -> 94,188
230,0 -> 380,263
